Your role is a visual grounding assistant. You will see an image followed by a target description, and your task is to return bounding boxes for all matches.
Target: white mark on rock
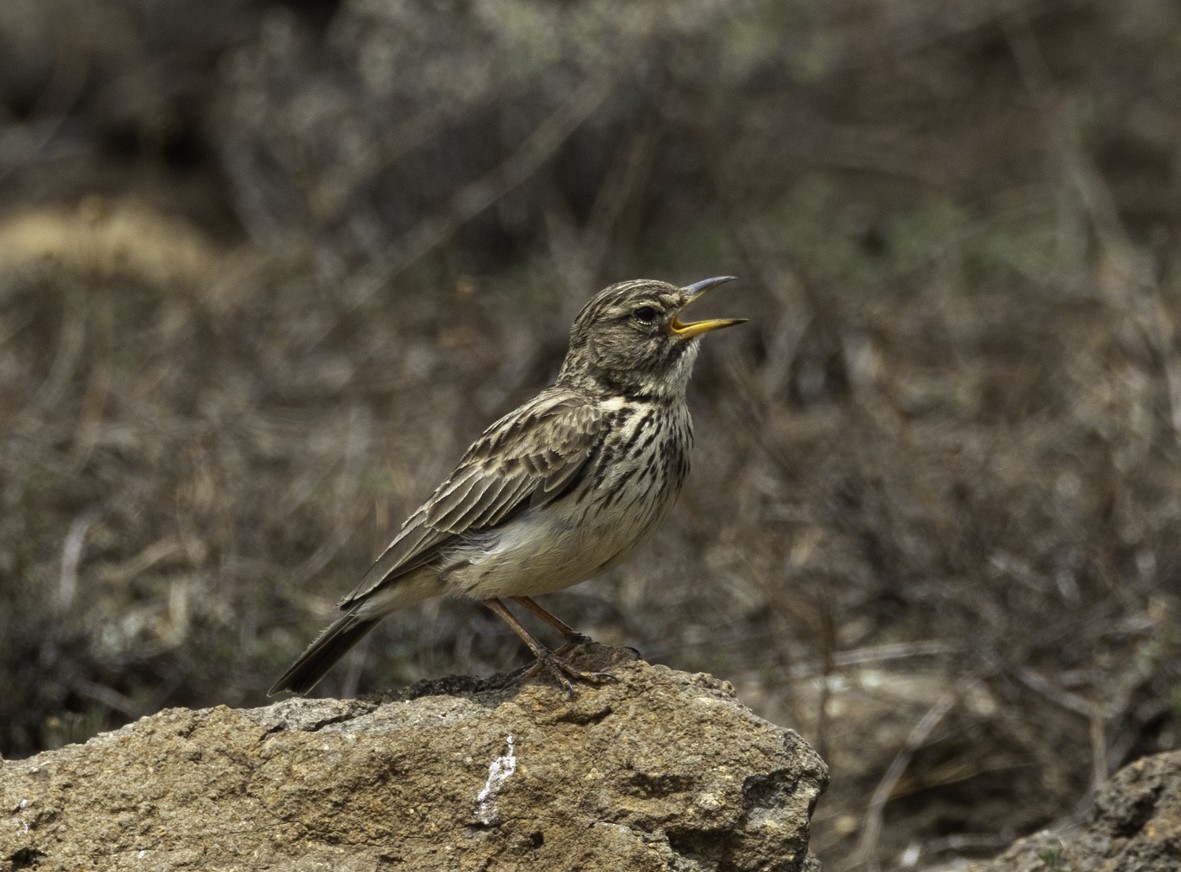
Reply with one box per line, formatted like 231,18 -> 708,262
476,734 -> 516,826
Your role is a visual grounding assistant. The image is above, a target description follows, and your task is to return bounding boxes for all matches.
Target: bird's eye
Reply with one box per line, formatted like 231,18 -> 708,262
633,306 -> 659,323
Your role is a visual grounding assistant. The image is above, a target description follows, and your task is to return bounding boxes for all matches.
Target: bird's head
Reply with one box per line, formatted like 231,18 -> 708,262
558,277 -> 745,398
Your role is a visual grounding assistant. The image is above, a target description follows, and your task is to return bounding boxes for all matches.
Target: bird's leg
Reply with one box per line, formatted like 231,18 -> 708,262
509,596 -> 592,653
484,598 -> 612,693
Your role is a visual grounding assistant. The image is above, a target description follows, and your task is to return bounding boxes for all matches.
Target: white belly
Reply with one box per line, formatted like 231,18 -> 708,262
442,485 -> 676,600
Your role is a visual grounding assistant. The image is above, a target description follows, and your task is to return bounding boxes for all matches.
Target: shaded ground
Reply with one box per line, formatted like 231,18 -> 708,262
2,1 -> 1180,869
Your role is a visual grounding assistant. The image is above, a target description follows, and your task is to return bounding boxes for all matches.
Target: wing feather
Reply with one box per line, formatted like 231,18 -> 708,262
340,388 -> 605,606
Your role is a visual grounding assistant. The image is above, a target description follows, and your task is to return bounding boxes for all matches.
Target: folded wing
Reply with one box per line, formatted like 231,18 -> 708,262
340,388 -> 605,607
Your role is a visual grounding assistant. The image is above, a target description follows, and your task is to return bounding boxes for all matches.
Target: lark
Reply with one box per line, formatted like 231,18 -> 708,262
270,277 -> 744,695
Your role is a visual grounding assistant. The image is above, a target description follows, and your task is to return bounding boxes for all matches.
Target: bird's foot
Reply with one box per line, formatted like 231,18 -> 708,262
526,647 -> 615,696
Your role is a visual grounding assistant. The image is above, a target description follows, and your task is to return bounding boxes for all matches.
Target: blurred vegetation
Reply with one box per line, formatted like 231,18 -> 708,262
2,0 -> 1181,869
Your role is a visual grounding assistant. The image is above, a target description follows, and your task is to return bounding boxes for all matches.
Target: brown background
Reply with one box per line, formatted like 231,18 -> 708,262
2,1 -> 1179,868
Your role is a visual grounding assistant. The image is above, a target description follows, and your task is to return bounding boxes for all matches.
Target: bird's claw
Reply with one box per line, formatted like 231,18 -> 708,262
525,648 -> 615,695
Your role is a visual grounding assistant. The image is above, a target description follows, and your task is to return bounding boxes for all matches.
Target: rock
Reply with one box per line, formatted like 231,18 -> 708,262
0,645 -> 827,871
967,750 -> 1181,872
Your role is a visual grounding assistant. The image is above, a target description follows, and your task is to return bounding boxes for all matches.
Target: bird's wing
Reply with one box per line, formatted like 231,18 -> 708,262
340,388 -> 605,606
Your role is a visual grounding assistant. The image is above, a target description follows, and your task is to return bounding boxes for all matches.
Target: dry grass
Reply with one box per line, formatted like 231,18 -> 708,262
2,2 -> 1180,870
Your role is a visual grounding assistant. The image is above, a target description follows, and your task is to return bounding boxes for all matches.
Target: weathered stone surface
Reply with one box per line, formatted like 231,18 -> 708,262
1,645 -> 827,871
967,750 -> 1181,872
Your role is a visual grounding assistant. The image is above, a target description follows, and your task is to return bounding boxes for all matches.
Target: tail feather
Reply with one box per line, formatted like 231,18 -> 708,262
269,612 -> 381,696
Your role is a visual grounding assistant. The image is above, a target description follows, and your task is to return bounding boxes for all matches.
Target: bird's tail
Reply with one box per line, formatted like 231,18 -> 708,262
268,611 -> 380,696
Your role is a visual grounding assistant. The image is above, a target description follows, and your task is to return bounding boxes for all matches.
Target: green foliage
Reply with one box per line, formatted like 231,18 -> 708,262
1038,843 -> 1074,872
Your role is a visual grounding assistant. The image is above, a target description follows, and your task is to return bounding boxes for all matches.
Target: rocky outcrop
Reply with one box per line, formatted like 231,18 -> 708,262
1,645 -> 827,871
968,750 -> 1181,872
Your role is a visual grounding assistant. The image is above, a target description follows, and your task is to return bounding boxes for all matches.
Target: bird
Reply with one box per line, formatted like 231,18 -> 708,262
269,276 -> 744,696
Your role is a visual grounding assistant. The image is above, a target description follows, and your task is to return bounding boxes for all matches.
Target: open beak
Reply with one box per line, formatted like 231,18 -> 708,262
669,276 -> 746,339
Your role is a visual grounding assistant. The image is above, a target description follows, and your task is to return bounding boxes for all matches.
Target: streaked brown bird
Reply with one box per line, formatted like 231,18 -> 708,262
270,276 -> 744,696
